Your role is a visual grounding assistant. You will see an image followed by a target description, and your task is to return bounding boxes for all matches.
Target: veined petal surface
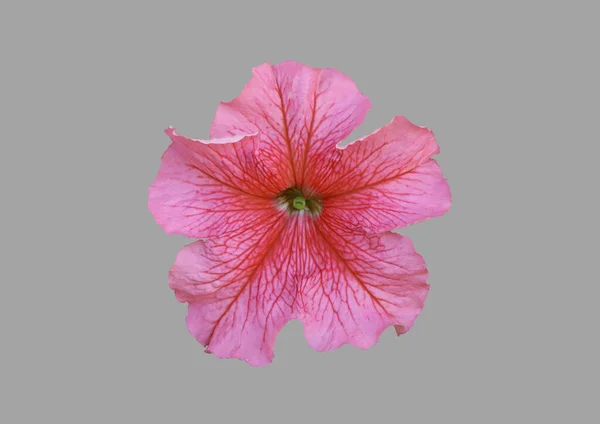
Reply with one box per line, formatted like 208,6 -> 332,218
309,116 -> 451,233
148,128 -> 288,239
210,61 -> 371,186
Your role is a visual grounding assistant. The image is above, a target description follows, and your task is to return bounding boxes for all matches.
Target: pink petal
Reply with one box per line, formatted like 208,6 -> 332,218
308,116 -> 451,233
210,61 -> 371,187
168,208 -> 429,364
148,128 -> 290,239
169,214 -> 312,366
299,211 -> 430,351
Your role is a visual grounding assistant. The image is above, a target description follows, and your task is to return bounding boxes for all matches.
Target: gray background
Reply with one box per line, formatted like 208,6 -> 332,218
2,1 -> 598,422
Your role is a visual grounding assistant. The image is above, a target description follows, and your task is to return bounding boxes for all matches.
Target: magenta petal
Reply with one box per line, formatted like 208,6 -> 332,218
299,212 -> 430,351
148,128 -> 289,239
310,116 -> 451,233
169,209 -> 429,363
169,215 -> 315,366
210,61 -> 371,186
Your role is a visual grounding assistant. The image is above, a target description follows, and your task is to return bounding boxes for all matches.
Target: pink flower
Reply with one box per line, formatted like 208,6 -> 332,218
148,61 -> 451,366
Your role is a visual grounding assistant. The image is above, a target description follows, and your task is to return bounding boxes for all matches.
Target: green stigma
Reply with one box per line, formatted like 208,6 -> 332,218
292,197 -> 306,210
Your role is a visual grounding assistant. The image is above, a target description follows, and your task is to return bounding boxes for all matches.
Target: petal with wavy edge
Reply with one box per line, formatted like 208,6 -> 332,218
298,210 -> 430,351
309,116 -> 451,232
210,61 -> 371,186
169,214 -> 316,366
148,128 -> 289,239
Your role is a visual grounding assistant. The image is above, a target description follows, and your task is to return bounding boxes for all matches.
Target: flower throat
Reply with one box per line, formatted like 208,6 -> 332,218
276,187 -> 322,214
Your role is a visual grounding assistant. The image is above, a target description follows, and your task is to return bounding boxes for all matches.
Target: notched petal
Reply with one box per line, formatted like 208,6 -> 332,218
308,115 -> 451,233
169,215 -> 314,366
298,215 -> 430,352
148,128 -> 289,239
210,61 -> 371,186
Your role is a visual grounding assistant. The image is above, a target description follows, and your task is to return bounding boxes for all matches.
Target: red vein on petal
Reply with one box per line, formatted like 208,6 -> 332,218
321,159 -> 433,201
300,80 -> 319,186
313,220 -> 390,317
204,219 -> 290,347
274,79 -> 298,186
318,142 -> 389,193
261,217 -> 299,345
184,162 -> 270,200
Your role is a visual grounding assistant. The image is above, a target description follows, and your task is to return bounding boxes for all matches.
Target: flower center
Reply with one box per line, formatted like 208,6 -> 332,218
276,187 -> 322,214
292,197 -> 306,210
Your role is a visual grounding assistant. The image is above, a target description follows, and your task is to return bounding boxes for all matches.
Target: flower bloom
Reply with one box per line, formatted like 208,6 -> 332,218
148,61 -> 451,366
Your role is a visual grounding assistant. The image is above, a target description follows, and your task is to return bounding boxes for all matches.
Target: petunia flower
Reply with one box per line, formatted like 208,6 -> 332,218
148,61 -> 451,366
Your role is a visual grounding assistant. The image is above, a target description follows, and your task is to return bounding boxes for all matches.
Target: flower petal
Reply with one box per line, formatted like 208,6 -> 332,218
308,116 -> 451,232
298,210 -> 430,351
210,61 -> 371,186
169,214 -> 313,366
168,207 -> 428,363
148,128 -> 289,239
